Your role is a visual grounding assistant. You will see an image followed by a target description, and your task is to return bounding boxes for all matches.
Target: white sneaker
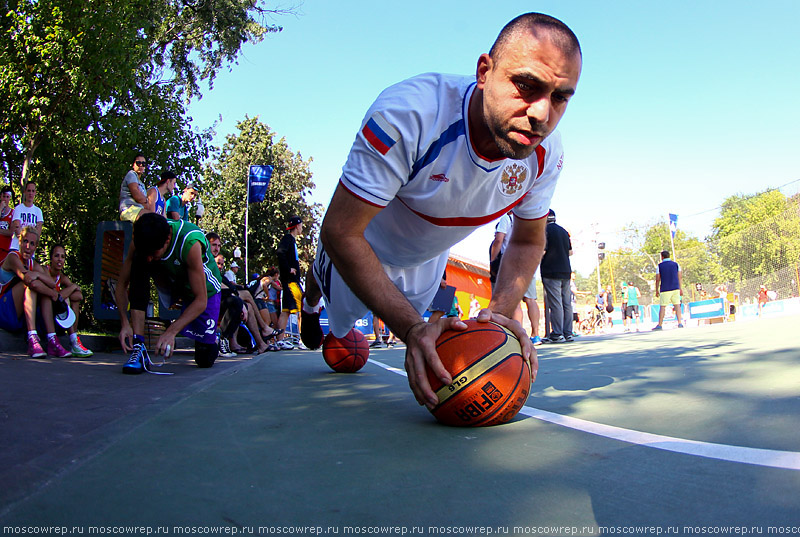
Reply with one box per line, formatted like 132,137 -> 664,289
277,340 -> 294,350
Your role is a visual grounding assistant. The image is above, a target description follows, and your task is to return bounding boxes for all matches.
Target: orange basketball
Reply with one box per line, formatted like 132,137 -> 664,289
427,320 -> 531,427
322,328 -> 370,373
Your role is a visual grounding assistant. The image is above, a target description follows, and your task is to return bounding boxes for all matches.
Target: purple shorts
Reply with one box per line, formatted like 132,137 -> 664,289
178,293 -> 221,345
0,290 -> 24,332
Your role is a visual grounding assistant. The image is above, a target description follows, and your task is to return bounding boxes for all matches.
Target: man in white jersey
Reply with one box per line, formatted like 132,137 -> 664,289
10,181 -> 44,252
301,13 -> 582,408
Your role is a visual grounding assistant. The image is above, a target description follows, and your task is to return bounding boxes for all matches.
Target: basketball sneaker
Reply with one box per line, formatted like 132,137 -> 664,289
28,334 -> 46,359
300,299 -> 324,350
122,342 -> 148,374
218,337 -> 237,358
47,337 -> 72,358
70,336 -> 93,357
530,335 -> 542,345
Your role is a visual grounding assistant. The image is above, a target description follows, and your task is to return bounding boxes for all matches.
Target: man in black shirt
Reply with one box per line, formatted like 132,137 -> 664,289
540,210 -> 573,343
276,215 -> 304,349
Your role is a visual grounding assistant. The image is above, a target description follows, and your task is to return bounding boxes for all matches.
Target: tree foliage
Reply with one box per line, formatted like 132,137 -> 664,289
202,116 -> 323,276
0,0 -> 286,183
710,189 -> 800,287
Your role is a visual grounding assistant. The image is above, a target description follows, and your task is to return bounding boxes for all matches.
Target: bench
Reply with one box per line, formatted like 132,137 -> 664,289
93,221 -> 179,349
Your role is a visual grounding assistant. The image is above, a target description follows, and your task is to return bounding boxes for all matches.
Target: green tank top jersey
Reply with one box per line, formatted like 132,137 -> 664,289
627,286 -> 639,306
160,220 -> 222,298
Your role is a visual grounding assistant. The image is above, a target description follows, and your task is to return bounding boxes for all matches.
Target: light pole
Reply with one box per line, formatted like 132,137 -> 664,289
596,236 -> 605,294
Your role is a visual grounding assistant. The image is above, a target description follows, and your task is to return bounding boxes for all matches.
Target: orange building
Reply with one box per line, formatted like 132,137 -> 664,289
446,253 -> 492,319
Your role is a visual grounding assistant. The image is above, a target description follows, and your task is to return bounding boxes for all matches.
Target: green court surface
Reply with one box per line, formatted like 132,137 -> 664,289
2,315 -> 799,534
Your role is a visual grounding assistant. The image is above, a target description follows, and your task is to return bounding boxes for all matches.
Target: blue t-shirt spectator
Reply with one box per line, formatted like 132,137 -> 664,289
166,194 -> 190,221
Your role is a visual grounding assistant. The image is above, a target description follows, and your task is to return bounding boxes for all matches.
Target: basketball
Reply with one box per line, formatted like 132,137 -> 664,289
322,328 -> 370,373
427,320 -> 531,427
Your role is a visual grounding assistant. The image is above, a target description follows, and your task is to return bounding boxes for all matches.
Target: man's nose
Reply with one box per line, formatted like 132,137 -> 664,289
526,97 -> 551,125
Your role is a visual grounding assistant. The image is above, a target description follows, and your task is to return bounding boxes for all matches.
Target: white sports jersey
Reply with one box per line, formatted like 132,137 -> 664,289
340,73 -> 564,268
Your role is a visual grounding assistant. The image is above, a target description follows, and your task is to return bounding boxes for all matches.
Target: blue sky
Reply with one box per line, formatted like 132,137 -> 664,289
187,0 -> 800,275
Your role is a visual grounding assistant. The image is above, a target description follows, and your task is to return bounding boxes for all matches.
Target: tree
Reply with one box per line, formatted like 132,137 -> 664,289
0,0 -> 288,183
710,189 -> 800,295
202,116 -> 323,275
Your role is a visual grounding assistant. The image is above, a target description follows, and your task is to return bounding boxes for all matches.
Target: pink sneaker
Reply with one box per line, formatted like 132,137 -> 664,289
28,335 -> 46,359
47,337 -> 72,358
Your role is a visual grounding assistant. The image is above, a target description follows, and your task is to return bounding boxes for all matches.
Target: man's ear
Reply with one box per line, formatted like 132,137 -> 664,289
475,53 -> 493,88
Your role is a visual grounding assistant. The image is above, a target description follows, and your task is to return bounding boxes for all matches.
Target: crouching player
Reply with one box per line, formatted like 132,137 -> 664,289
0,226 -> 71,358
115,213 -> 222,374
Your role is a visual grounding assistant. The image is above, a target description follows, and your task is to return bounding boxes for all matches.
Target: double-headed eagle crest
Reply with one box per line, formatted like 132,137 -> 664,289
500,163 -> 528,195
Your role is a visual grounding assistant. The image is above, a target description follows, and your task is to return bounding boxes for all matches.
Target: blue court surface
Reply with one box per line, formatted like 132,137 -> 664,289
1,315 -> 799,535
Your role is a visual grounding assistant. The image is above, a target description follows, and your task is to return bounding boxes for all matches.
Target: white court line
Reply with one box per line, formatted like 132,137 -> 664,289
369,358 -> 800,471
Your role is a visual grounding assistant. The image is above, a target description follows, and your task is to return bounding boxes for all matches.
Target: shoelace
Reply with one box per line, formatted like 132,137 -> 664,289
128,344 -> 173,375
142,354 -> 173,375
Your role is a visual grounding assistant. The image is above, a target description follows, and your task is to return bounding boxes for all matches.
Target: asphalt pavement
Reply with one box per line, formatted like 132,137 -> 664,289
2,315 -> 799,535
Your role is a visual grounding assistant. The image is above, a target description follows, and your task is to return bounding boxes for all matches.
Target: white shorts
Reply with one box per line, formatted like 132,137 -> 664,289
523,274 -> 537,300
312,242 -> 449,338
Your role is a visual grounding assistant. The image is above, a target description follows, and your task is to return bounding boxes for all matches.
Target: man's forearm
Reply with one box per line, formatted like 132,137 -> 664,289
322,232 -> 422,341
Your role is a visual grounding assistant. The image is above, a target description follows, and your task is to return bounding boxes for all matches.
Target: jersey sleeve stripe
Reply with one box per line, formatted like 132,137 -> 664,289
511,210 -> 549,221
339,179 -> 389,208
397,196 -> 525,227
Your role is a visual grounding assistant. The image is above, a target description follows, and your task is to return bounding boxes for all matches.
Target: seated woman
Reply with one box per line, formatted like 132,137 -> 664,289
0,226 -> 71,358
214,254 -> 280,354
43,244 -> 93,357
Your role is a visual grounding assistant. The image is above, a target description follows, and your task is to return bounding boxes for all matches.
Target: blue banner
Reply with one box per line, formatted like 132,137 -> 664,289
248,165 -> 273,204
668,213 -> 678,238
687,298 -> 725,319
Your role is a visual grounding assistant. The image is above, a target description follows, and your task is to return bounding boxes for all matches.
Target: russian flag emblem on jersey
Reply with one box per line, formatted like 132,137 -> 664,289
362,112 -> 400,155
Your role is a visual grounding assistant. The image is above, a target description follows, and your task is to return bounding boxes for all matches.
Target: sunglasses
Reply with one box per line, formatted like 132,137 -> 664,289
135,161 -> 147,166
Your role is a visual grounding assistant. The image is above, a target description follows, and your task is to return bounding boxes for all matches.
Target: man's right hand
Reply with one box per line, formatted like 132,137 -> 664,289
403,317 -> 468,409
119,323 -> 133,353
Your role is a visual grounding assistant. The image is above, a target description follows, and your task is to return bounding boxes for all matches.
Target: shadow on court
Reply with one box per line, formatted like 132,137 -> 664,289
2,316 -> 799,530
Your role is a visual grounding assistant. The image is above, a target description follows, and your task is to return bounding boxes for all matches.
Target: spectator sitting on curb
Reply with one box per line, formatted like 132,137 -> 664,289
0,226 -> 71,358
263,267 -> 282,330
44,244 -> 93,357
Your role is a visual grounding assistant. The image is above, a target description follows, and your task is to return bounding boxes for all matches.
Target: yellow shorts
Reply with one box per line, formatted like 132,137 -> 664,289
120,205 -> 144,223
281,281 -> 303,313
659,289 -> 681,306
